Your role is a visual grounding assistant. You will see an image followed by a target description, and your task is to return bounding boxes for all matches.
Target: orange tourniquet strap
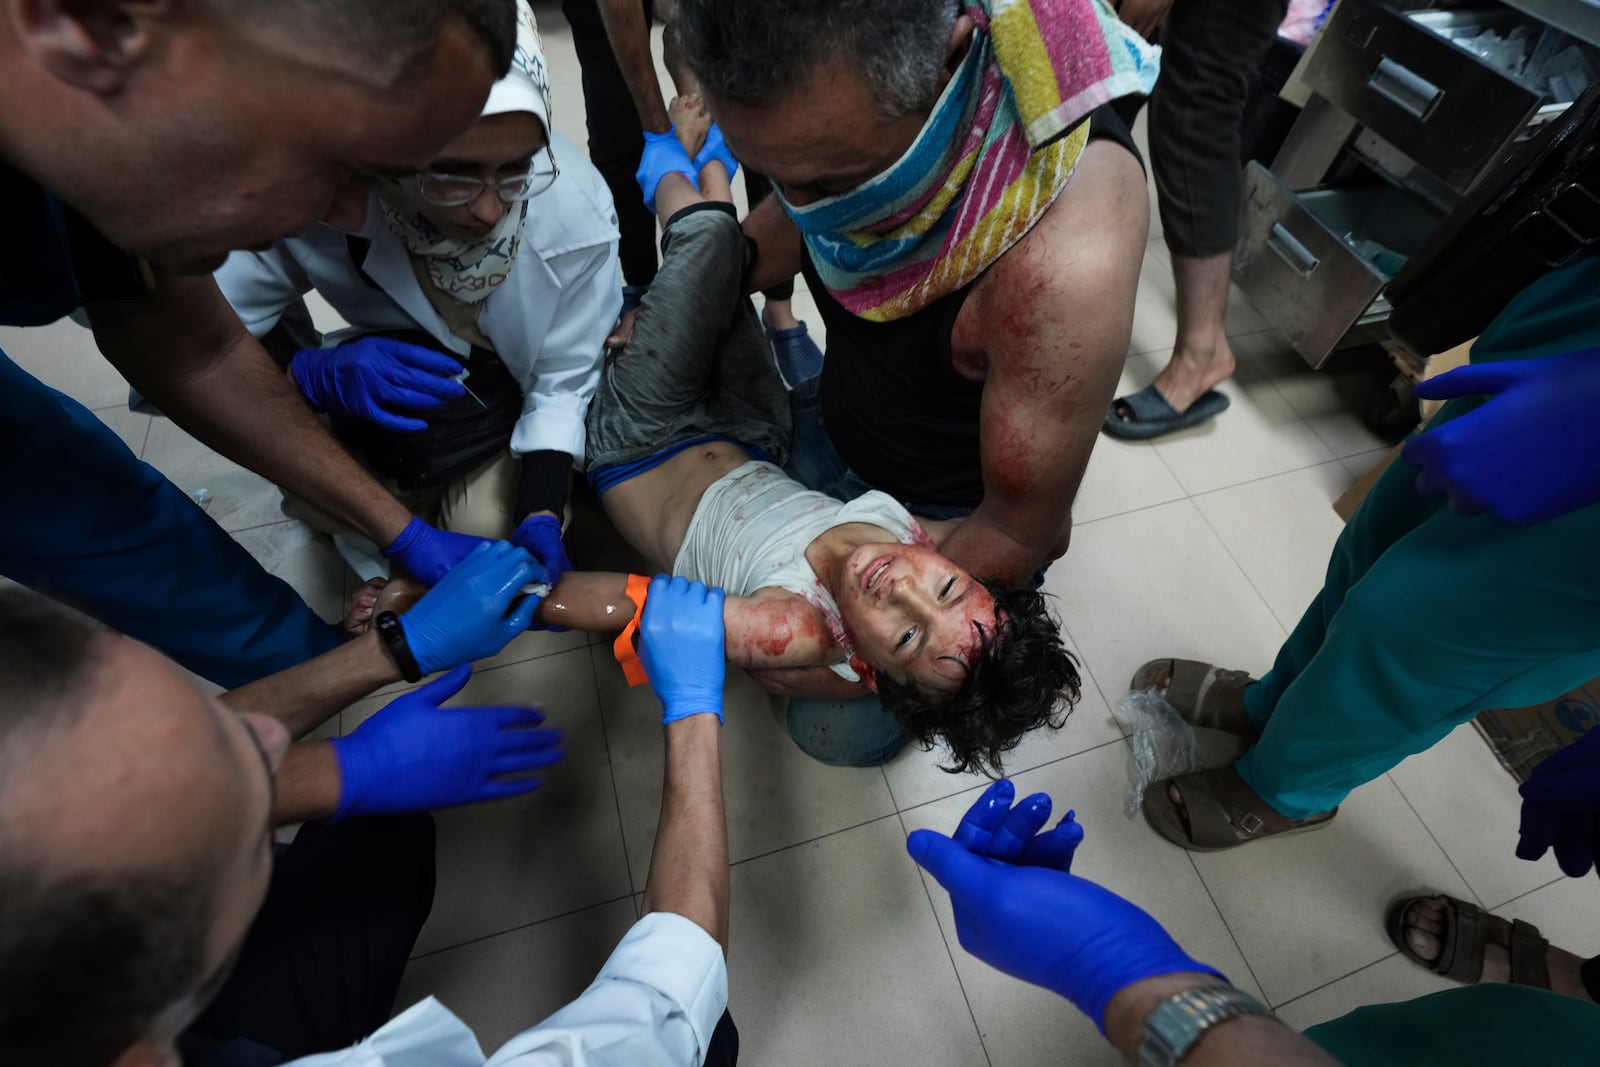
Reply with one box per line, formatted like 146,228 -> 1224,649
612,574 -> 652,687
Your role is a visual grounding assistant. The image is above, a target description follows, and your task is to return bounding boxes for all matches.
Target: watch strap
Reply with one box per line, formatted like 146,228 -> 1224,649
1138,985 -> 1273,1067
375,610 -> 423,683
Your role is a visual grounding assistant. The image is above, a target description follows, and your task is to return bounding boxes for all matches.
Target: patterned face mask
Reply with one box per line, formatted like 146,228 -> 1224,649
779,0 -> 1159,323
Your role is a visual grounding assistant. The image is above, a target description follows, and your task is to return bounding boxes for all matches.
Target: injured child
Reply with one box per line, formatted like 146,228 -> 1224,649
359,116 -> 1080,774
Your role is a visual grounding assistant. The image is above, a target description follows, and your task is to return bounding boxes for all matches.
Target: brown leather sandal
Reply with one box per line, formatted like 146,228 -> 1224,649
1142,765 -> 1337,852
1130,658 -> 1259,737
1386,894 -> 1552,988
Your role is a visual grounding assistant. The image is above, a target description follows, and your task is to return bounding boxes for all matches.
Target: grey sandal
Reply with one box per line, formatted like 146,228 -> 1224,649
1143,765 -> 1337,852
1131,658 -> 1259,737
1386,894 -> 1552,988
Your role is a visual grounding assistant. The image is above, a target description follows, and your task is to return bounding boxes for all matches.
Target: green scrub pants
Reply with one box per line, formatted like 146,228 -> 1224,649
1306,983 -> 1600,1065
1236,250 -> 1600,819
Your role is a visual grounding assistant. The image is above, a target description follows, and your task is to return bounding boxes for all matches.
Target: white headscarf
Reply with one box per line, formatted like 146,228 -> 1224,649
381,1 -> 553,306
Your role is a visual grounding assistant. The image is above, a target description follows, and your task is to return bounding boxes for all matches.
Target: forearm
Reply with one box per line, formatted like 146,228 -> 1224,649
641,714 -> 730,953
148,334 -> 412,544
271,740 -> 343,825
742,197 -> 805,295
597,0 -> 671,133
220,632 -> 401,739
938,506 -> 1068,587
1103,974 -> 1338,1066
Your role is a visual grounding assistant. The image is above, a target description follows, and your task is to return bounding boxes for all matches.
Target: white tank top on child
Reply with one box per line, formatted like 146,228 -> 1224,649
671,461 -> 934,680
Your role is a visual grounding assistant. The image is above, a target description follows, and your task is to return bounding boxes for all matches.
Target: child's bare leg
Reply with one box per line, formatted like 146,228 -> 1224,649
698,161 -> 732,203
669,93 -> 710,160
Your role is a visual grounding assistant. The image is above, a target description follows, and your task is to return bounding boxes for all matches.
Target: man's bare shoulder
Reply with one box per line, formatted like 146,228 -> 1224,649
954,140 -> 1148,375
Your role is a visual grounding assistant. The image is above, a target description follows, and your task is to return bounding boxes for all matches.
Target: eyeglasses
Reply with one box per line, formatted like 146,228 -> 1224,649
415,142 -> 559,207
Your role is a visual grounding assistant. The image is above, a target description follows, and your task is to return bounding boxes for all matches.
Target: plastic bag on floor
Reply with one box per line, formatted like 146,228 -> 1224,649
1122,688 -> 1203,817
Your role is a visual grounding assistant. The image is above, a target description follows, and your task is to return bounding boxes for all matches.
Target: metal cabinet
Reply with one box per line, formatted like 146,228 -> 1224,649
1232,0 -> 1600,366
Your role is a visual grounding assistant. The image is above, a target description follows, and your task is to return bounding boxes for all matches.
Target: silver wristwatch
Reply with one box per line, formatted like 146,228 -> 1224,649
1138,985 -> 1274,1067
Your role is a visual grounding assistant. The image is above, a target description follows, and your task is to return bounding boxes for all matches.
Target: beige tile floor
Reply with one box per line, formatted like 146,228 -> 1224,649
4,3 -> 1600,1061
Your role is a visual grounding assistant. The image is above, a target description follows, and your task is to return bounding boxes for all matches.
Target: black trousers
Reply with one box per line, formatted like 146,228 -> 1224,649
1148,0 -> 1290,257
180,813 -> 741,1065
180,815 -> 438,1065
563,0 -> 660,288
560,0 -> 791,308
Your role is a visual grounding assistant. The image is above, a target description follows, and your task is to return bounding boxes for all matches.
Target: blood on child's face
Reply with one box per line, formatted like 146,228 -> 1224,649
836,543 -> 997,692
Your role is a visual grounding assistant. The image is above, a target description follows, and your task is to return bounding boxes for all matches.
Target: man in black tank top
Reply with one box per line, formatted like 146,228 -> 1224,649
675,1 -> 1149,591
670,1 -> 1150,768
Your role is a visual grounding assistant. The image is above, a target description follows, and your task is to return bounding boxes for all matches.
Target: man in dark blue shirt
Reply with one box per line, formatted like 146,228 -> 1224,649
0,1 -> 518,686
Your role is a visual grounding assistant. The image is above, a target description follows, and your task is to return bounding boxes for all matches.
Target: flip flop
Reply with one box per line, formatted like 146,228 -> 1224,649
768,322 -> 824,388
1130,658 -> 1259,737
1386,894 -> 1552,989
1103,383 -> 1230,440
1142,765 -> 1337,852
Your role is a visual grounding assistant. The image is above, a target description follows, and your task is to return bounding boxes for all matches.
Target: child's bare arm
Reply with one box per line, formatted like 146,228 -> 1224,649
535,574 -> 839,670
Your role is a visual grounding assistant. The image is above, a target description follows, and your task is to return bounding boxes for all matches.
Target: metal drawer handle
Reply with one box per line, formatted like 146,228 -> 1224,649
1369,56 -> 1443,121
1267,223 -> 1319,278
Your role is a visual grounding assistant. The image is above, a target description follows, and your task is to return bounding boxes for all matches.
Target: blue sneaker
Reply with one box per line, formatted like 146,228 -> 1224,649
768,322 -> 824,389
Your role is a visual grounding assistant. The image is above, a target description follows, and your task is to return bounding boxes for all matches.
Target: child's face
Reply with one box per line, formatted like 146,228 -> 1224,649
836,543 -> 997,692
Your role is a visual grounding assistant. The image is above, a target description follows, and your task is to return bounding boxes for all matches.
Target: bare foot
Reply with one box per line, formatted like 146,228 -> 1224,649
669,93 -> 710,159
1151,334 -> 1236,414
343,577 -> 387,636
1399,896 -> 1595,1000
342,576 -> 428,636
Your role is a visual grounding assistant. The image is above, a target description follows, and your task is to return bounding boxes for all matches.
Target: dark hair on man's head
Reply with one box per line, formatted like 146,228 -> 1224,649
877,579 -> 1080,776
675,0 -> 958,119
213,0 -> 519,84
0,588 -> 217,1067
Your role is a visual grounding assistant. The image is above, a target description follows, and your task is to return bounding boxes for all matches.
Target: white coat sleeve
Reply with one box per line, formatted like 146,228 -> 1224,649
484,912 -> 728,1067
507,239 -> 622,465
213,244 -> 317,339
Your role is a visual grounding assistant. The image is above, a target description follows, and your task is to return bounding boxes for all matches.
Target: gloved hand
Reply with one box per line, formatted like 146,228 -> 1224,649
638,574 -> 726,725
331,664 -> 564,819
693,123 -> 740,181
1406,348 -> 1600,525
290,336 -> 466,433
637,127 -> 699,214
512,513 -> 574,584
908,780 -> 1222,1032
384,516 -> 494,585
398,540 -> 550,674
1516,725 -> 1600,878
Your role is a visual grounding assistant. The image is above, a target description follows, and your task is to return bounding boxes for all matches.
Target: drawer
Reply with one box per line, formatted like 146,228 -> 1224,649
1233,162 -> 1442,367
1302,0 -> 1543,196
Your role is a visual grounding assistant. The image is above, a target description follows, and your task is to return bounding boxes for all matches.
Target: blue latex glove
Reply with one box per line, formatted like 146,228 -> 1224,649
638,574 -> 726,725
398,540 -> 550,674
331,664 -> 564,818
512,514 -> 574,584
1517,725 -> 1600,878
290,336 -> 466,433
693,123 -> 740,181
383,516 -> 494,585
908,780 -> 1222,1032
1406,349 -> 1600,525
637,127 -> 699,214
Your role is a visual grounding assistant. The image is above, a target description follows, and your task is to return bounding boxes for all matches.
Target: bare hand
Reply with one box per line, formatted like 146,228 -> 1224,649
606,306 -> 640,353
1116,0 -> 1174,38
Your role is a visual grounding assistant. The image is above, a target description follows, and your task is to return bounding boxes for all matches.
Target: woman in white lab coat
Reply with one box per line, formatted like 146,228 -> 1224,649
217,2 -> 620,585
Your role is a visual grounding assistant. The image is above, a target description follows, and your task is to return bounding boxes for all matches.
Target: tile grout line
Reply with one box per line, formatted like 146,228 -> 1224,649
1182,849 -> 1270,1006
893,806 -> 996,1067
408,890 -> 638,961
1386,771 -> 1485,909
586,642 -> 639,896
893,735 -> 1131,817
1483,871 -> 1572,914
727,811 -> 904,870
1186,496 -> 1295,639
1267,950 -> 1408,1014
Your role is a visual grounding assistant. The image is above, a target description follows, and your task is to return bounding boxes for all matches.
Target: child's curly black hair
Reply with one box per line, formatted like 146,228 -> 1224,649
875,579 -> 1079,776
